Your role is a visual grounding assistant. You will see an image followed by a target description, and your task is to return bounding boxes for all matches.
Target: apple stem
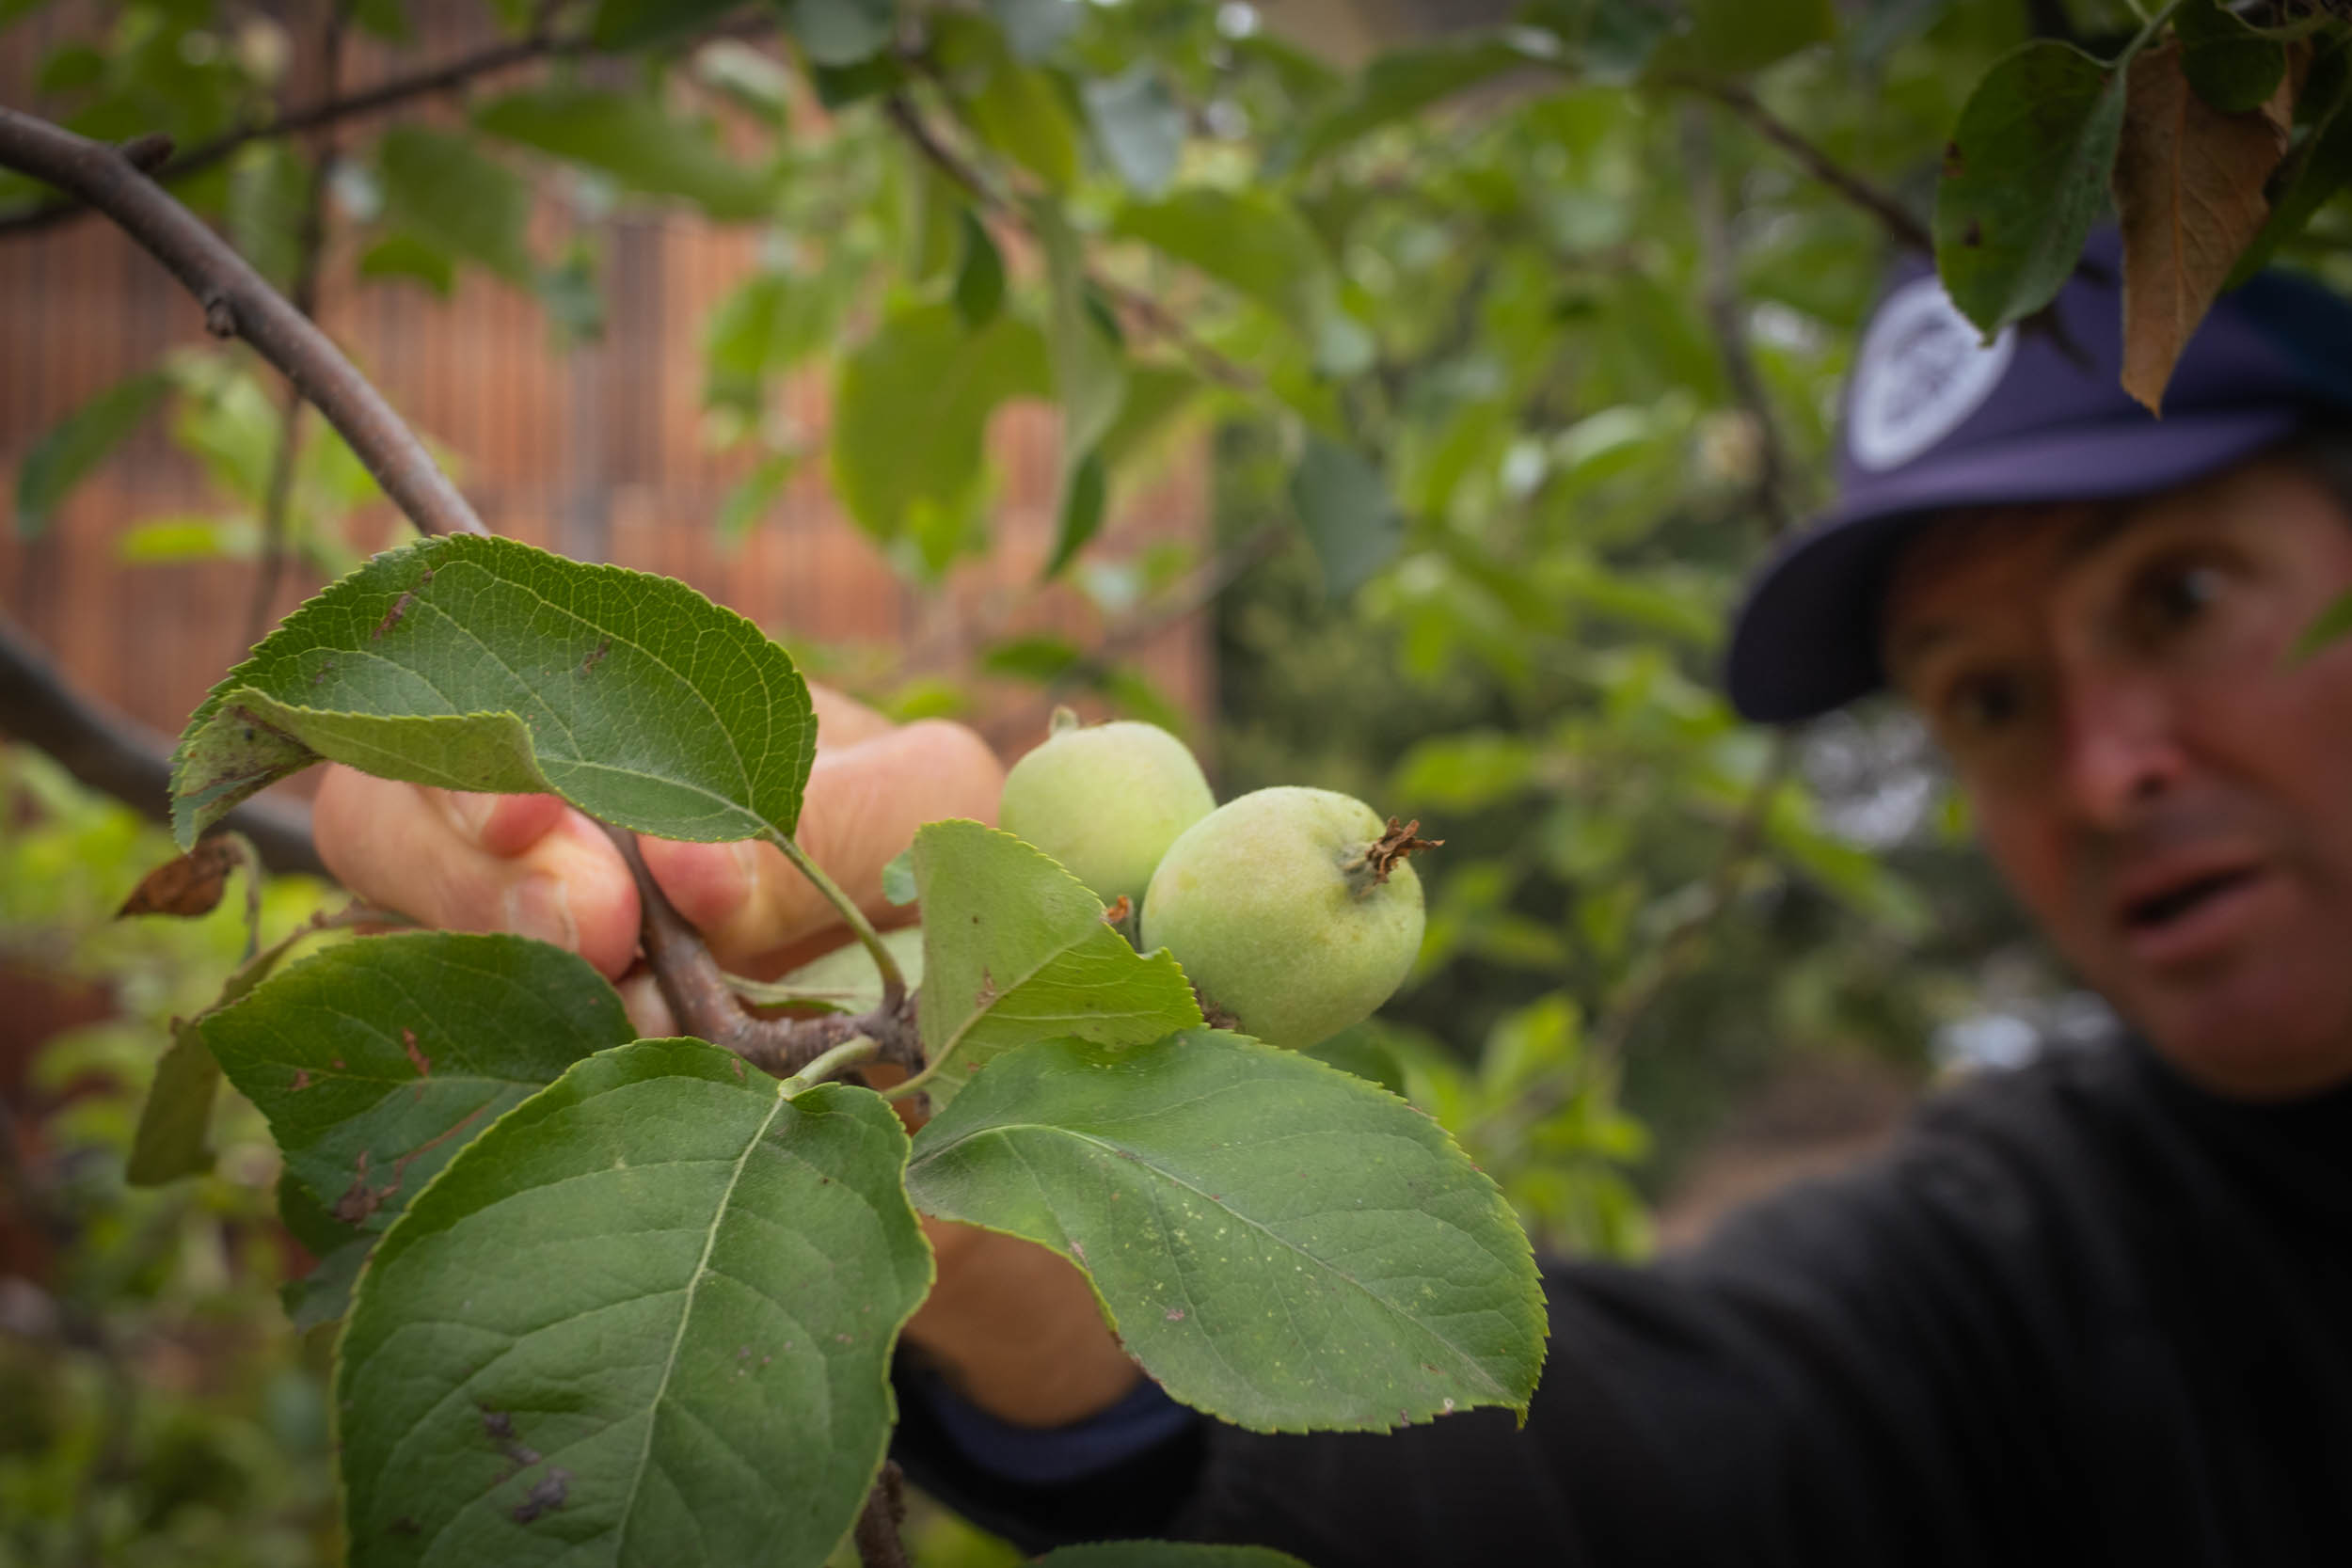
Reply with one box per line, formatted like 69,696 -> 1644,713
779,1036 -> 880,1099
769,831 -> 910,1012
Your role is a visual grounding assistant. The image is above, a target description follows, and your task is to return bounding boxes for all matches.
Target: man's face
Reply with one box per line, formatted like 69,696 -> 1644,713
1883,452 -> 2352,1100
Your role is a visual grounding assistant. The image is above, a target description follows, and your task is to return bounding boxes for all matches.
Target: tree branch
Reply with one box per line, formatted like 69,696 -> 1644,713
596,822 -> 922,1080
0,610 -> 324,876
0,109 -> 489,539
0,106 -> 905,1082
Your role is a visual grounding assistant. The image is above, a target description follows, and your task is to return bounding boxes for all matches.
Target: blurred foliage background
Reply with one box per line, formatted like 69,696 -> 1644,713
0,0 -> 2243,1559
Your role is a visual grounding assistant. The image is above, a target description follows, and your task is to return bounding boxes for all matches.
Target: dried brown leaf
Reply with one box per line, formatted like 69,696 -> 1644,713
118,834 -> 250,919
2114,40 -> 2295,413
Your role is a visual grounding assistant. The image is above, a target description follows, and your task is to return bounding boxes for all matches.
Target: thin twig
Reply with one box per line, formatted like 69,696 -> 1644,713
0,31 -> 567,238
882,92 -> 1263,394
246,2 -> 351,646
596,822 -> 922,1077
0,109 -> 489,538
1681,105 -> 1795,536
1663,74 -> 1934,257
851,1462 -> 912,1568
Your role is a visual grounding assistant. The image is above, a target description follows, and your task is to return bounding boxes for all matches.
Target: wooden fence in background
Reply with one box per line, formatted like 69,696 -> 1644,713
0,0 -> 1213,797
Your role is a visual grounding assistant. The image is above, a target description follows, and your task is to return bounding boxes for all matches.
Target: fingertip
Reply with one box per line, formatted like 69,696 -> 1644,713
475,799 -> 571,860
535,811 -> 643,979
639,836 -> 757,935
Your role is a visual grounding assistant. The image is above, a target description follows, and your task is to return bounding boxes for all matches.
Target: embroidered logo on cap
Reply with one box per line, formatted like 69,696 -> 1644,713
1847,276 -> 2015,472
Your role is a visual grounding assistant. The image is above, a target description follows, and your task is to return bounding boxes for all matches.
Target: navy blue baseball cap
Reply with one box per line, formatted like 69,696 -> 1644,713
1724,230 -> 2352,723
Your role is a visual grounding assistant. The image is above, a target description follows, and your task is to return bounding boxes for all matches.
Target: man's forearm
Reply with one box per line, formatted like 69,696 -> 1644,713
903,1219 -> 1144,1426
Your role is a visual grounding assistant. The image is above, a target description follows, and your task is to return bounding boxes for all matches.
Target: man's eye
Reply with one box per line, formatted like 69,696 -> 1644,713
2135,559 -> 2225,635
1942,672 -> 2023,735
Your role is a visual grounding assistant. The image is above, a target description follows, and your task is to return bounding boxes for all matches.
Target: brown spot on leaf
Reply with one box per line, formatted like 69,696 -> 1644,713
310,659 -> 336,688
291,1068 -> 311,1092
975,969 -> 998,1010
334,1152 -> 382,1226
580,636 -> 612,674
119,834 -> 248,919
1942,139 -> 1963,178
1165,1307 -> 1185,1322
372,592 -> 413,641
510,1467 -> 571,1524
402,1028 -> 431,1077
1963,217 -> 1981,248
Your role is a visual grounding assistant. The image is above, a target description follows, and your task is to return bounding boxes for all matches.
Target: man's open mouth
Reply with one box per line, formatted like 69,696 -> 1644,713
2121,867 -> 2262,931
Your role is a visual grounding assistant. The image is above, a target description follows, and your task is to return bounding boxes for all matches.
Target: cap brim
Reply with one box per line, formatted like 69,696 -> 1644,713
1725,407 -> 2305,723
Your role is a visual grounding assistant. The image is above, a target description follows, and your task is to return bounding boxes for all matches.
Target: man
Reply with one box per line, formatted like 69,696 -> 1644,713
313,238 -> 2352,1564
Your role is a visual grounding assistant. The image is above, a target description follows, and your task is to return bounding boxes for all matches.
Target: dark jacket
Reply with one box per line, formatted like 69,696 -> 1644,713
898,1037 -> 2352,1565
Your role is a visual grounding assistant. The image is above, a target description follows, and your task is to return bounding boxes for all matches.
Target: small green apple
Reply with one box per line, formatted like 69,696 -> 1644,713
1142,785 -> 1434,1050
998,708 -> 1216,909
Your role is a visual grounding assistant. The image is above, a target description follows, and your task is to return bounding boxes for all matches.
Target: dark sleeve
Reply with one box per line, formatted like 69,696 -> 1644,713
898,1064 -> 2106,1567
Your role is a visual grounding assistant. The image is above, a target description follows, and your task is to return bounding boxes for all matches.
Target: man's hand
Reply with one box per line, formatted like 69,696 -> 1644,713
310,684 -> 1144,1427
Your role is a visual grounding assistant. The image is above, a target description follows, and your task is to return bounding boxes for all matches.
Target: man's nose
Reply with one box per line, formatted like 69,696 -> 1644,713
2053,669 -> 2187,825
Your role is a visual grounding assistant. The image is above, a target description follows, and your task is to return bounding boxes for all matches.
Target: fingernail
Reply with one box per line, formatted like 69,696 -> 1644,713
443,791 -> 500,843
503,875 -> 578,951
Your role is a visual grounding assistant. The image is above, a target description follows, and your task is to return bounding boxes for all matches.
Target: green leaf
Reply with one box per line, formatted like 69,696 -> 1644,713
714,451 -> 797,549
905,1031 -> 1549,1432
979,634 -> 1081,682
952,209 -> 1007,330
1047,447 -> 1107,578
357,232 -> 454,296
1291,436 -> 1404,599
2296,586 -> 2352,657
906,820 -> 1201,1105
882,847 -> 918,905
474,87 -> 774,222
14,372 -> 167,539
988,0 -> 1082,60
375,126 -> 534,285
1035,198 -> 1127,574
784,0 -> 898,67
168,534 -> 818,847
352,0 -> 416,42
126,906 -> 328,1185
830,303 -> 1050,568
2231,39 -> 2352,283
1524,0 -> 1681,84
1031,1547 -> 1311,1568
199,931 -> 634,1235
935,11 -> 1081,190
1293,37 -> 1542,168
729,925 -> 926,1013
1933,39 -> 2136,338
590,0 -> 734,48
125,1023 -> 225,1186
1111,188 -> 1329,324
2174,0 -> 2287,115
285,1236 -> 372,1331
338,1039 -> 931,1568
1642,0 -> 1835,78
703,269 -> 844,411
1085,65 -> 1185,197
226,141 -> 310,293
